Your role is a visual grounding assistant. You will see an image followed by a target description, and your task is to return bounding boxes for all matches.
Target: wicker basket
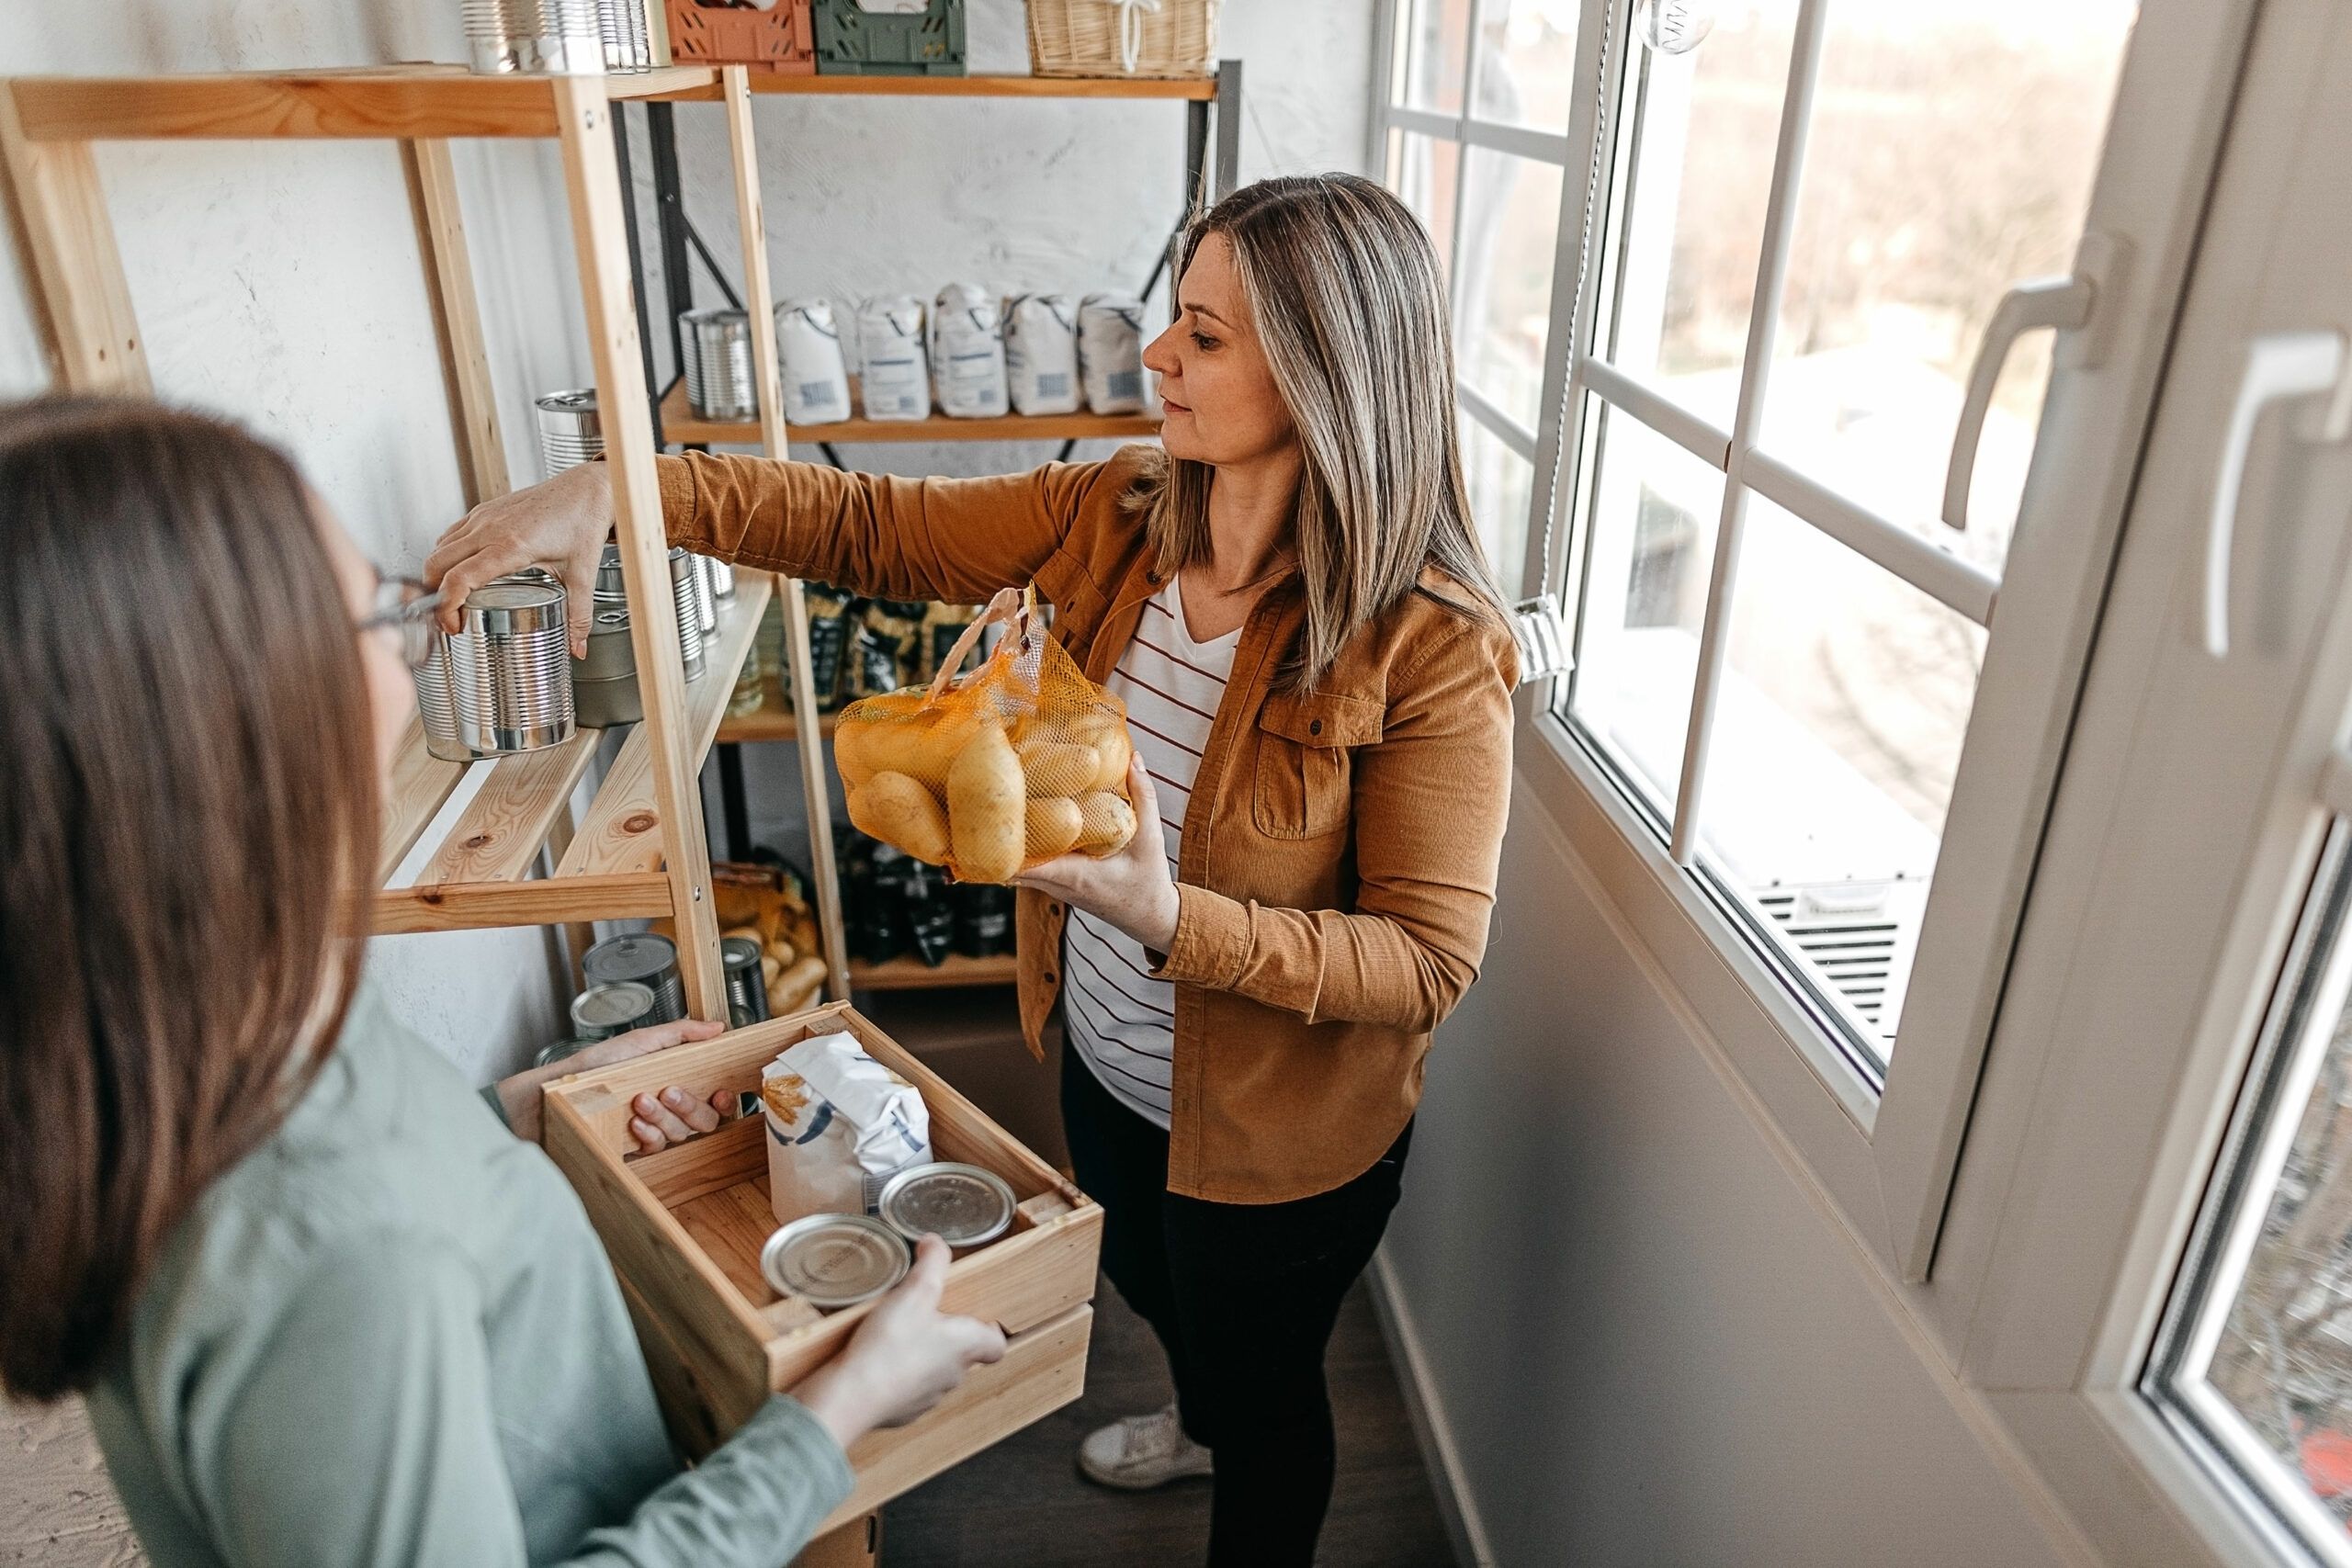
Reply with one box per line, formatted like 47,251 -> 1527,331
1026,0 -> 1217,79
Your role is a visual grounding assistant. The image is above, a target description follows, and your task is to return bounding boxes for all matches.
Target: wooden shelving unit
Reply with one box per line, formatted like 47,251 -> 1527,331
650,60 -> 1239,998
0,62 -> 758,1018
660,379 -> 1160,447
850,953 -> 1021,991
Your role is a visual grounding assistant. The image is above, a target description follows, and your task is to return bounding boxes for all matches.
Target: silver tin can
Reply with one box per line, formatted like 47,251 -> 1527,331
707,556 -> 736,603
876,1162 -> 1017,1250
536,1036 -> 594,1069
571,604 -> 642,729
690,555 -> 718,636
573,673 -> 643,730
445,575 -> 574,755
596,539 -> 628,599
411,639 -> 473,761
571,979 -> 657,1042
721,936 -> 770,1027
466,0 -> 604,75
582,933 -> 684,1024
597,0 -> 653,73
759,1213 -> 910,1308
534,389 -> 603,479
683,309 -> 757,422
669,548 -> 708,679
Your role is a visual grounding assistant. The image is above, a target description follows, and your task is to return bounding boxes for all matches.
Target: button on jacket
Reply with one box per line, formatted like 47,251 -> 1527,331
657,445 -> 1516,1204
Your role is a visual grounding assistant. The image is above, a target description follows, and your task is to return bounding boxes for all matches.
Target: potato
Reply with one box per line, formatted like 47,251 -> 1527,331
848,771 -> 952,865
947,719 -> 1026,883
1016,739 -> 1102,797
721,923 -> 762,947
1089,723 -> 1133,792
1074,791 -> 1138,856
760,953 -> 783,989
1025,795 -> 1084,860
838,705 -> 982,793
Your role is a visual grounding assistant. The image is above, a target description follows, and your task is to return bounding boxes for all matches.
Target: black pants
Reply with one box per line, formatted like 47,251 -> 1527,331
1060,1041 -> 1412,1567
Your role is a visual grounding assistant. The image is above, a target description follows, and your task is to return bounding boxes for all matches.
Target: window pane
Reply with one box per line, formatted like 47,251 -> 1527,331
1453,148 -> 1562,431
1598,0 -> 1799,427
1461,410 -> 1533,600
1387,129 -> 1464,288
1758,0 -> 2138,566
1697,495 -> 1985,1065
1566,399 -> 1724,824
1402,0 -> 1475,114
1469,0 -> 1579,133
2153,840 -> 2352,1555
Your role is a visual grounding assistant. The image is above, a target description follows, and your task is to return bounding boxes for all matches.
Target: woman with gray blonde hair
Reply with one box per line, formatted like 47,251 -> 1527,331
430,172 -> 1518,1564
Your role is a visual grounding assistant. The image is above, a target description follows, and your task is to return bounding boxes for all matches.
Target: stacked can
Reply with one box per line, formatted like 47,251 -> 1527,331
582,933 -> 685,1025
464,0 -> 603,75
668,548 -> 708,681
596,541 -> 705,682
682,309 -> 757,422
445,575 -> 575,754
721,936 -> 771,1028
572,603 -> 642,728
571,980 -> 659,1042
412,638 -> 472,762
534,389 -> 604,479
597,0 -> 654,73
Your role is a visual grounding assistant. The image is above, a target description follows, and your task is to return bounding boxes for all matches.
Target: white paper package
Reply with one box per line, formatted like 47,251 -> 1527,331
1002,292 -> 1080,416
761,1031 -> 933,1222
1078,292 -> 1148,414
775,297 -> 853,425
929,282 -> 1011,419
855,295 -> 931,421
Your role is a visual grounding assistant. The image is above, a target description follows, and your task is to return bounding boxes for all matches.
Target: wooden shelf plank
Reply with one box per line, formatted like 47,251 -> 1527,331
10,70 -> 570,141
414,727 -> 601,888
661,379 -> 1159,448
560,573 -> 774,878
378,716 -> 468,885
849,953 -> 1019,990
649,72 -> 1215,103
373,870 -> 673,935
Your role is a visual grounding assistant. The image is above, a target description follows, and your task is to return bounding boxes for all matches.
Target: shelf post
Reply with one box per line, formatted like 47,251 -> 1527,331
1212,60 -> 1242,200
0,85 -> 148,393
555,73 -> 728,1021
720,65 -> 854,1004
401,138 -> 511,508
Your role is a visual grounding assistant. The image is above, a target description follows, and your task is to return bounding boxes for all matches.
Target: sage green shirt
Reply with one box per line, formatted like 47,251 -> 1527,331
85,984 -> 853,1567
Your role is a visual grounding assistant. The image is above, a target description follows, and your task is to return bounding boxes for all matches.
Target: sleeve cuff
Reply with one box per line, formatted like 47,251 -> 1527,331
478,1082 -> 511,1129
749,1394 -> 857,1513
653,454 -> 704,549
1151,884 -> 1251,988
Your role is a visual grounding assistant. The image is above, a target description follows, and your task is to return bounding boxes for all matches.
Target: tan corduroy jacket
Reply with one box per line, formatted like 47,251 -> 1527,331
656,445 -> 1517,1203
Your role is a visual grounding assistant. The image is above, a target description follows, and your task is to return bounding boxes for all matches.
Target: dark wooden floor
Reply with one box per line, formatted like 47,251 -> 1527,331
880,1273 -> 1455,1567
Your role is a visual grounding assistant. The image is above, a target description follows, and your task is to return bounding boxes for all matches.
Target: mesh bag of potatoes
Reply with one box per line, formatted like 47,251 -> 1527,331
835,586 -> 1137,884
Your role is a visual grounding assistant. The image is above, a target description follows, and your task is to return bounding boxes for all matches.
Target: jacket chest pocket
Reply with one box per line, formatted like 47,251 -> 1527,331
1251,691 -> 1383,840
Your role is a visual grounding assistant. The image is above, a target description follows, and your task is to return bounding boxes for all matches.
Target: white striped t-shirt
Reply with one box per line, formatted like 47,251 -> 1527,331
1064,577 -> 1240,1129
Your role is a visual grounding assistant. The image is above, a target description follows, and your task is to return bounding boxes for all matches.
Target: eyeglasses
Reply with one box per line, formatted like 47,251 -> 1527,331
356,575 -> 444,671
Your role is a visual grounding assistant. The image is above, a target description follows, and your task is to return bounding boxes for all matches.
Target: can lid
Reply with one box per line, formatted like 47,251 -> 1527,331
582,932 -> 679,987
535,1037 -> 593,1069
720,936 -> 763,973
571,980 -> 657,1035
535,389 -> 597,413
760,1213 -> 910,1308
469,578 -> 562,613
876,1162 -> 1017,1249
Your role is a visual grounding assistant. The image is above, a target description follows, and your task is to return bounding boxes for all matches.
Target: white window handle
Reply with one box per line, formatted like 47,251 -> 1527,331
2201,329 -> 2350,658
1941,276 -> 2096,533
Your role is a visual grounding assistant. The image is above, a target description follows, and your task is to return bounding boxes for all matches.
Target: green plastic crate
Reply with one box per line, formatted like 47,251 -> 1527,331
813,0 -> 966,74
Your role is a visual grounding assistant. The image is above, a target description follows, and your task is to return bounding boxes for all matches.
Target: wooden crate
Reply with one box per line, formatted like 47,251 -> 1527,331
666,0 -> 819,73
543,1001 -> 1101,1531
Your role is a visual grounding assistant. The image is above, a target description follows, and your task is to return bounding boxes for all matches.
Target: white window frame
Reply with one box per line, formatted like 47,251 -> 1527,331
1377,0 -> 2260,1302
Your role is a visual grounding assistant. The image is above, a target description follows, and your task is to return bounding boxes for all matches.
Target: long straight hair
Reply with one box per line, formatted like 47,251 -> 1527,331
0,399 -> 376,1400
1132,173 -> 1508,692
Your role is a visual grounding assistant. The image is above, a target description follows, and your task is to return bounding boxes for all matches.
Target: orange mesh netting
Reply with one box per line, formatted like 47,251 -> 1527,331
835,586 -> 1137,884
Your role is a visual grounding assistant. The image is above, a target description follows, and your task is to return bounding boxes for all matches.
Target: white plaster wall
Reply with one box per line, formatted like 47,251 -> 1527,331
1381,774 -> 2068,1568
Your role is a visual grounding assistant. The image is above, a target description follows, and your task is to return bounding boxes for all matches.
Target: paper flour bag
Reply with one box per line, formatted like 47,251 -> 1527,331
856,295 -> 931,421
929,283 -> 1011,418
1079,292 -> 1148,413
776,298 -> 853,425
761,1032 -> 932,1222
1003,292 -> 1080,416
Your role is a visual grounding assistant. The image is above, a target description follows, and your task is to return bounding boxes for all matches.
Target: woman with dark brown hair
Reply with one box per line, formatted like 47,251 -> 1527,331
0,397 -> 1003,1567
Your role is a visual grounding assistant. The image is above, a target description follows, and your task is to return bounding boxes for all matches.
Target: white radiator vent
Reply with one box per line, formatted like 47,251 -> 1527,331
1756,888 -> 1901,1029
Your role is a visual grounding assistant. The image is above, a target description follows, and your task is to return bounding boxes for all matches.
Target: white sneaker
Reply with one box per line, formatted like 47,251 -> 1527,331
1076,1402 -> 1216,1490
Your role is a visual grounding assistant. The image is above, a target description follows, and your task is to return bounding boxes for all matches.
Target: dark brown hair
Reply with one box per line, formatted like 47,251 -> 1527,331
1130,174 -> 1508,692
0,399 -> 377,1400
